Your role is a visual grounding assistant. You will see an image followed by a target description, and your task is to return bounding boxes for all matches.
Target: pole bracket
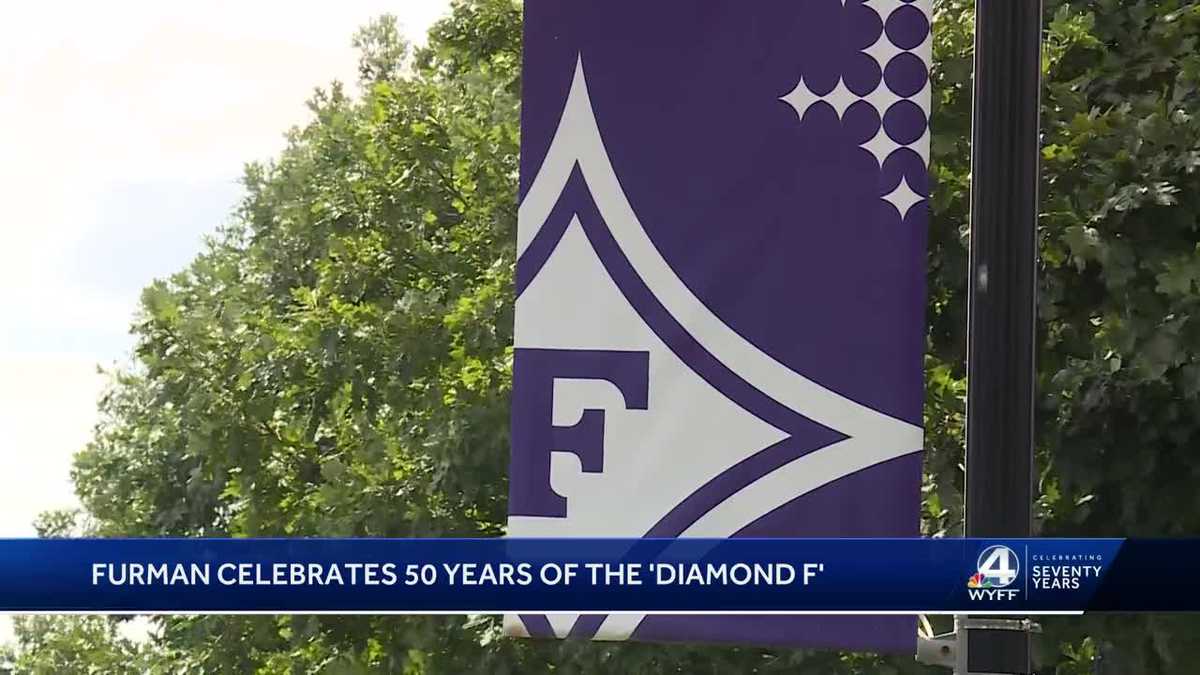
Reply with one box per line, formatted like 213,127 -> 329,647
917,631 -> 958,669
916,617 -> 1042,673
959,617 -> 1042,634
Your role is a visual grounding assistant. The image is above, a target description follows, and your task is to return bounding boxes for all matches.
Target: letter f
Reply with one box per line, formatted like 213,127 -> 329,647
509,348 -> 649,517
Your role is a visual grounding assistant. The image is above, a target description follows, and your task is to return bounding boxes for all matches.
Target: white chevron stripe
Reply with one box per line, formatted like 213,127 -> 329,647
510,58 -> 923,641
519,57 -> 921,449
595,437 -> 921,639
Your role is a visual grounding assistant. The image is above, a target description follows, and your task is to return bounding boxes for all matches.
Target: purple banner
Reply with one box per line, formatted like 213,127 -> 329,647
508,0 -> 931,653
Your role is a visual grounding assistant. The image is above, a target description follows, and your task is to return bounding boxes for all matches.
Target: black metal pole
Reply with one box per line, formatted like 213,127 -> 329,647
964,0 -> 1042,673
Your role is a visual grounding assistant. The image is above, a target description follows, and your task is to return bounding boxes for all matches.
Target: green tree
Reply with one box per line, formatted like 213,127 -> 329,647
3,616 -> 158,675
926,2 -> 1200,672
23,0 -> 1200,672
1029,2 -> 1200,671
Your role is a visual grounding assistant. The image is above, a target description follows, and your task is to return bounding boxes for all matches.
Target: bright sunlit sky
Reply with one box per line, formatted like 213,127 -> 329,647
0,0 -> 449,643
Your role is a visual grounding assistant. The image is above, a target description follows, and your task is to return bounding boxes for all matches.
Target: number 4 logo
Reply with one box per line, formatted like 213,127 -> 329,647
977,545 -> 1020,588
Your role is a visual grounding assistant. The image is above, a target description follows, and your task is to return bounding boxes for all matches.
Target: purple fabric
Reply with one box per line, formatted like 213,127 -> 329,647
513,0 -> 930,653
631,454 -> 924,652
519,1 -> 928,428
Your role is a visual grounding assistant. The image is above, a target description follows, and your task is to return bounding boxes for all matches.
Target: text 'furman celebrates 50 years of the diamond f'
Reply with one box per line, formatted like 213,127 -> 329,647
90,561 -> 818,588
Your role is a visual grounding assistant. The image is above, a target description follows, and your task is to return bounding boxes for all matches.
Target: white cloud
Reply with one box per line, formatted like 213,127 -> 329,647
0,0 -> 450,646
0,0 -> 448,358
0,356 -> 107,537
0,356 -> 108,645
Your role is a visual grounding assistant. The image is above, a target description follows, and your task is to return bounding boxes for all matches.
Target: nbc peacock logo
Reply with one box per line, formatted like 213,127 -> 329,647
966,572 -> 991,589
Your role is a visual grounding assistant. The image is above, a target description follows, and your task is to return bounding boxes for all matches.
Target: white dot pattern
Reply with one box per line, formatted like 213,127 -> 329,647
779,0 -> 933,218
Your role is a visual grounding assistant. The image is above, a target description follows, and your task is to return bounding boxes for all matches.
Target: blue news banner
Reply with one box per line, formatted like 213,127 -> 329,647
0,538 -> 1192,613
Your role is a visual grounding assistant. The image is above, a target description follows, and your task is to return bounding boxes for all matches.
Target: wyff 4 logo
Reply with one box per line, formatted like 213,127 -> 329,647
966,545 -> 1020,601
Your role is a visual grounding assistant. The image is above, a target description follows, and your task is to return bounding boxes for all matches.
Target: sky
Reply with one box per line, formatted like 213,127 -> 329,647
0,0 -> 449,646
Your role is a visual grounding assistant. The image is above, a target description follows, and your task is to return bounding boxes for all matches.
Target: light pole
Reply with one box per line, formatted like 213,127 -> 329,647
963,0 -> 1043,673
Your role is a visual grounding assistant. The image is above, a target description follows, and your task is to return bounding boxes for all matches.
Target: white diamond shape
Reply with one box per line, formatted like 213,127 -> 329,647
780,76 -> 823,120
882,175 -> 925,219
860,124 -> 900,166
862,31 -> 905,70
860,81 -> 905,119
822,78 -> 859,119
911,76 -> 932,115
909,123 -> 931,166
861,0 -> 907,21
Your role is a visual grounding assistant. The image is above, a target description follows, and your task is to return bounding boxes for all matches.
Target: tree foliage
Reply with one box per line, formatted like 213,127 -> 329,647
2,617 -> 159,675
7,0 -> 1200,672
925,2 -> 1200,672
